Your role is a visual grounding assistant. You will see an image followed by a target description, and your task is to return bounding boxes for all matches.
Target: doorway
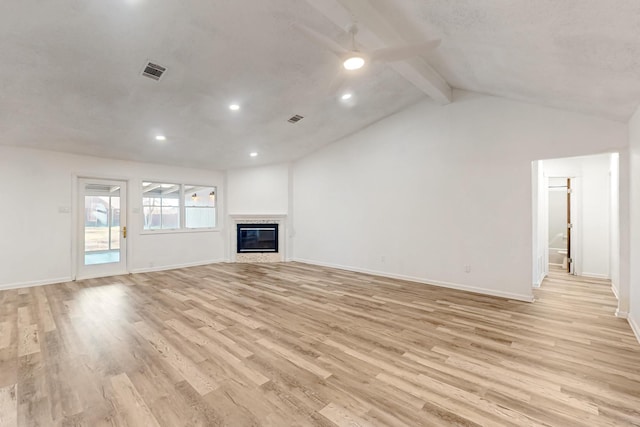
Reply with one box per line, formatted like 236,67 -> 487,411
77,178 -> 127,279
548,177 -> 572,273
533,153 -> 617,288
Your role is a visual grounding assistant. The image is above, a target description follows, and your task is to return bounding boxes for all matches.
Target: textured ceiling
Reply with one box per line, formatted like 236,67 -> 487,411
389,0 -> 640,121
1,1 -> 639,169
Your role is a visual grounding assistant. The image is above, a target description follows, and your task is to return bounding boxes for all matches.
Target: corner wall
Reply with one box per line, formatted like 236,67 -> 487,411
629,106 -> 640,341
225,163 -> 292,261
0,146 -> 225,289
292,90 -> 627,301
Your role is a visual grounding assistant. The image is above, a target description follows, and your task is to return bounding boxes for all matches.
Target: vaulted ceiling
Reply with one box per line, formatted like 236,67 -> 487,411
1,0 -> 639,169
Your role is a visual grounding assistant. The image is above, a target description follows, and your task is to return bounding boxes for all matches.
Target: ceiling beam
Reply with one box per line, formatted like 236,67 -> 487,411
142,184 -> 162,193
303,0 -> 452,104
161,185 -> 180,195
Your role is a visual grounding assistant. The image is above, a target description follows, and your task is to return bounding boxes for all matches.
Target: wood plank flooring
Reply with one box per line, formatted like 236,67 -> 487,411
0,263 -> 639,426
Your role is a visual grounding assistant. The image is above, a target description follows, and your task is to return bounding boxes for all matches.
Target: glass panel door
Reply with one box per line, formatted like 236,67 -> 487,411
78,179 -> 127,279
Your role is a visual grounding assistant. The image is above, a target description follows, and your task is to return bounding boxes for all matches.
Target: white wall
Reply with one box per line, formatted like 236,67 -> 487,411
292,90 -> 627,302
226,163 -> 290,214
629,106 -> 640,340
225,162 -> 292,261
541,154 -> 612,279
531,160 -> 548,286
548,185 -> 567,257
610,154 -> 621,298
0,145 -> 225,289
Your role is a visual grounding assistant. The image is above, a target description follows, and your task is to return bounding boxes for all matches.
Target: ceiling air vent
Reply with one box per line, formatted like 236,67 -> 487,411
288,114 -> 304,124
142,61 -> 167,81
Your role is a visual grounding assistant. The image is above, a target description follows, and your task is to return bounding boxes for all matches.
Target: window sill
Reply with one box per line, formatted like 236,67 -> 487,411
140,228 -> 221,236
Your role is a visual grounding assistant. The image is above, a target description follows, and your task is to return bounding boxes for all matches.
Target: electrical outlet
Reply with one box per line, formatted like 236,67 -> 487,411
464,265 -> 471,273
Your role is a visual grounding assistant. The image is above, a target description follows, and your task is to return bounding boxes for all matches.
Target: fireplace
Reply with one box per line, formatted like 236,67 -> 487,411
237,224 -> 279,253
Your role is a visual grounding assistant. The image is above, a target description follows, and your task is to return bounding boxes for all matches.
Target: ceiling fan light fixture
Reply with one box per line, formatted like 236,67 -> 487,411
343,55 -> 365,70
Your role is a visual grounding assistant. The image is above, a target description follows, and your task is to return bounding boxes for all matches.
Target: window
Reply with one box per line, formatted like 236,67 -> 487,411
142,182 -> 181,230
142,182 -> 217,231
185,186 -> 216,229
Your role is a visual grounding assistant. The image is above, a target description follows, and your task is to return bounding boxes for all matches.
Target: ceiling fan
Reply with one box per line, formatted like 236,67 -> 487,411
296,23 -> 441,72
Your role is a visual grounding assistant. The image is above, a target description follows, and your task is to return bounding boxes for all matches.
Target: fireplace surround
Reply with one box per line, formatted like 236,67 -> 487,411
229,214 -> 287,263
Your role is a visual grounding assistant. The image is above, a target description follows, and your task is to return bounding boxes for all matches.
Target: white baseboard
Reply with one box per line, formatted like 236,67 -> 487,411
616,309 -> 628,319
629,314 -> 640,344
533,272 -> 547,288
581,272 -> 610,280
130,258 -> 226,274
611,284 -> 620,300
0,276 -> 72,291
0,259 -> 228,291
292,258 -> 534,303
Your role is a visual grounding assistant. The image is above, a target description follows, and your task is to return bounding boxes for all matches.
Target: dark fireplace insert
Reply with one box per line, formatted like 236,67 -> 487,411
237,223 -> 279,253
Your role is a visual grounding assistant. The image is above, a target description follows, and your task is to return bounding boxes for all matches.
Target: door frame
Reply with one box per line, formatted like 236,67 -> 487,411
568,177 -> 582,276
567,178 -> 572,273
541,174 -> 582,278
72,175 -> 130,280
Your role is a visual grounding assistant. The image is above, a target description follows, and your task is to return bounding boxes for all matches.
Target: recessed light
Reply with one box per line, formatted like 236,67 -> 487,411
343,56 -> 365,70
249,152 -> 258,157
341,93 -> 353,101
229,104 -> 240,111
155,135 -> 166,141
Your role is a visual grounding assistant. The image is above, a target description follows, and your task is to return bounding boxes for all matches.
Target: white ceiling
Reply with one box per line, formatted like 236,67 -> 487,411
1,1 -> 639,169
394,0 -> 640,121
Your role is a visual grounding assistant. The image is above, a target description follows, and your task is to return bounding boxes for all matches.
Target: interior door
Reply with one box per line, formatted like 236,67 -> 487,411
77,178 -> 127,279
548,177 -> 569,270
567,177 -> 582,276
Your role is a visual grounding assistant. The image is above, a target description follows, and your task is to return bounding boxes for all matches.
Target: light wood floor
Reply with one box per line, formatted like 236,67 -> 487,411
1,263 -> 639,426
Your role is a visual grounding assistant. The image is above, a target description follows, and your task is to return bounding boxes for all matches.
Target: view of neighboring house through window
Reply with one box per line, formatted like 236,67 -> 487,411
142,182 -> 180,230
142,182 -> 216,230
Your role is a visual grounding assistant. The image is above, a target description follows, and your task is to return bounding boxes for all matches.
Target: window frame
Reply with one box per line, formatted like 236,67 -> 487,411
183,184 -> 217,230
141,181 -> 218,234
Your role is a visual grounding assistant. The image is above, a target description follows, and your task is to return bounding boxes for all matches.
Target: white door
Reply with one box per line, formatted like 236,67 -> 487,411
77,178 -> 127,279
569,177 -> 582,276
